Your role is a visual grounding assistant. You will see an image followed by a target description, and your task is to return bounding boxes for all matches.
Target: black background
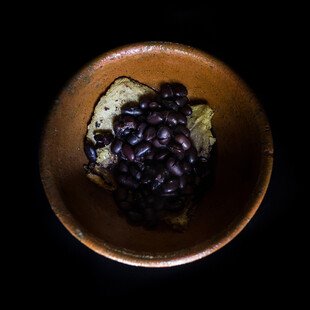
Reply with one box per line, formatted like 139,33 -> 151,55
11,4 -> 305,300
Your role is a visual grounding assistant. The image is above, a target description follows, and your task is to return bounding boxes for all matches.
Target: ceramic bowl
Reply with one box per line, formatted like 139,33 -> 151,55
40,42 -> 273,267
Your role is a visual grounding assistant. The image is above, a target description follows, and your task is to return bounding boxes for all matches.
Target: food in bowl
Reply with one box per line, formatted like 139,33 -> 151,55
84,77 -> 215,229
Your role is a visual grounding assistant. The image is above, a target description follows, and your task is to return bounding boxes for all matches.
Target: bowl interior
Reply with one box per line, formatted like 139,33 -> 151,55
40,43 -> 273,266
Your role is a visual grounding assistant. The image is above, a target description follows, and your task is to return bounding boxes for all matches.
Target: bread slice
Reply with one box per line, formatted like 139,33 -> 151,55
85,77 -> 215,230
86,77 -> 156,145
188,104 -> 216,158
85,77 -> 156,190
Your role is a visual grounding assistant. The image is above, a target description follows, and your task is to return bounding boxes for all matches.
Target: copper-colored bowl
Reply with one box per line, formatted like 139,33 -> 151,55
40,42 -> 273,267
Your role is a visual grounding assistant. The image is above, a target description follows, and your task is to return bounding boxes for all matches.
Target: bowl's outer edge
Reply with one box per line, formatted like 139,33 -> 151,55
40,41 -> 273,267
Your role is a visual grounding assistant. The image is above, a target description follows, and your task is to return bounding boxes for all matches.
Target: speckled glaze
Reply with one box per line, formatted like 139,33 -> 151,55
40,42 -> 273,267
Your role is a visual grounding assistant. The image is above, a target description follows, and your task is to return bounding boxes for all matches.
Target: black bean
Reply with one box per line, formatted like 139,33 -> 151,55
141,174 -> 152,185
147,112 -> 164,125
137,200 -> 147,210
122,115 -> 137,129
166,157 -> 184,176
113,116 -> 137,137
111,139 -> 123,154
126,191 -> 134,203
135,142 -> 152,157
143,164 -> 157,176
119,201 -> 132,211
127,133 -> 141,146
182,161 -> 192,174
113,121 -> 123,137
144,207 -> 156,219
145,149 -> 155,160
129,165 -> 142,180
139,98 -> 150,110
179,175 -> 187,189
155,149 -> 169,160
162,99 -> 178,111
149,101 -> 161,109
143,127 -> 156,141
154,199 -> 165,211
192,165 -> 200,176
180,104 -> 192,116
175,96 -> 189,107
175,125 -> 190,137
121,128 -> 132,138
166,157 -> 177,170
115,187 -> 128,201
103,134 -> 114,145
134,190 -> 143,201
137,115 -> 145,122
160,84 -> 174,98
154,168 -> 169,184
175,112 -> 187,125
136,122 -> 147,138
186,147 -> 198,164
94,132 -> 113,147
122,144 -> 135,161
161,110 -> 170,121
172,83 -> 188,97
121,106 -> 143,116
166,112 -> 179,126
168,142 -> 185,159
127,211 -> 143,222
200,157 -> 209,162
158,137 -> 170,145
117,174 -> 138,189
118,160 -> 129,173
140,189 -> 149,197
151,180 -> 161,191
134,161 -> 145,171
162,179 -> 179,193
146,195 -> 156,204
175,134 -> 191,150
157,126 -> 172,140
152,138 -> 167,149
165,199 -> 184,212
160,191 -> 178,197
84,140 -> 97,162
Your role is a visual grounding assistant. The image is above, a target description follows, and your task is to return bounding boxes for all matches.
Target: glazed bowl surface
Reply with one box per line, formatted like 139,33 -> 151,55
40,42 -> 273,267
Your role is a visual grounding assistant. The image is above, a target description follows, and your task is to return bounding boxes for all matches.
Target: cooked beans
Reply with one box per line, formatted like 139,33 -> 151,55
84,83 -> 212,227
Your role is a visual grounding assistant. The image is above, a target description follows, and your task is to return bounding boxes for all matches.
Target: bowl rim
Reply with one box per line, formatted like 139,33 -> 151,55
40,41 -> 273,267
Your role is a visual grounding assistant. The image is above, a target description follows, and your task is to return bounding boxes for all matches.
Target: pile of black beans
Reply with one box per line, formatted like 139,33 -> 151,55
85,83 -> 210,227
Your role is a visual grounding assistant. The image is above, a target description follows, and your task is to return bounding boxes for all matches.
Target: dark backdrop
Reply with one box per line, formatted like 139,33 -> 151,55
12,4 -> 305,301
